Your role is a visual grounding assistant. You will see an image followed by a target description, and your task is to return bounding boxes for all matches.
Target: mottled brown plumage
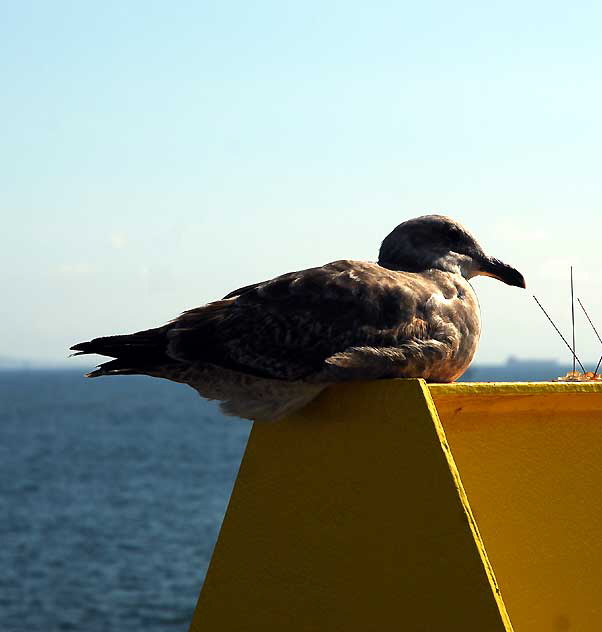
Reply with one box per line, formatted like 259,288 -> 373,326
71,215 -> 525,420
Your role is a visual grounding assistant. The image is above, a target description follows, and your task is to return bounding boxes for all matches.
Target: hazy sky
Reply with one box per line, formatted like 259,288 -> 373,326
2,1 -> 602,367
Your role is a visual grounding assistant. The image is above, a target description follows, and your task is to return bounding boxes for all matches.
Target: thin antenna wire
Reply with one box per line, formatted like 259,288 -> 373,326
577,298 -> 602,346
532,295 -> 586,373
577,297 -> 602,377
571,267 -> 576,374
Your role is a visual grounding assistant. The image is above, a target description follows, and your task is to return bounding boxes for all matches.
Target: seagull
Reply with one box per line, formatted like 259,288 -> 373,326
71,215 -> 525,421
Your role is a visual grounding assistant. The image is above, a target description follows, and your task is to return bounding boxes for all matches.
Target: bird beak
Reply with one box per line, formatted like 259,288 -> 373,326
478,256 -> 526,288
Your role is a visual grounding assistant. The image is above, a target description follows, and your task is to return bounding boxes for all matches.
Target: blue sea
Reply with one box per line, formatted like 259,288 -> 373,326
1,370 -> 250,632
1,361 -> 573,631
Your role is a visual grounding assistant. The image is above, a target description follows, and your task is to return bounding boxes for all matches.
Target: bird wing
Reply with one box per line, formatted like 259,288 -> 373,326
166,260 -> 435,380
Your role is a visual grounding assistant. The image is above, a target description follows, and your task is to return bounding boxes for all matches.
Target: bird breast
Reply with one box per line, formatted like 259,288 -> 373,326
419,270 -> 481,382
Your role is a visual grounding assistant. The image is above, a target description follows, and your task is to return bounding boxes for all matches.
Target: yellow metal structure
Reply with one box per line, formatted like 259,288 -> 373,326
190,380 -> 602,632
431,382 -> 602,632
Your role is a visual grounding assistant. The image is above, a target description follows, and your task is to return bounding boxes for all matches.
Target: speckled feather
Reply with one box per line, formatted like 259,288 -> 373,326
167,261 -> 479,383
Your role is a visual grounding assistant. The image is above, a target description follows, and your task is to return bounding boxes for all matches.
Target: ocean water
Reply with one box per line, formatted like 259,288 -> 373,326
1,370 -> 250,632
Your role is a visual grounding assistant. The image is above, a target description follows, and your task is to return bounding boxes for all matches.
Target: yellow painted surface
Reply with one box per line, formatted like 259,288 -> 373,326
430,381 -> 602,632
190,380 -> 512,632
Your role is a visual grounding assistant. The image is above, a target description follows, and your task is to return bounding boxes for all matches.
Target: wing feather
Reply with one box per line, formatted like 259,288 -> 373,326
167,260 -> 435,380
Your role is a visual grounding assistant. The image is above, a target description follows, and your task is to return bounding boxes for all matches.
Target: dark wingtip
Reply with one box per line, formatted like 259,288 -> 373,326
70,342 -> 89,352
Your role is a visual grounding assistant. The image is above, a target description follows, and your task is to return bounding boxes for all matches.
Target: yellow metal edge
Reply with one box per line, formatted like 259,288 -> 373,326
417,379 -> 515,632
428,381 -> 602,396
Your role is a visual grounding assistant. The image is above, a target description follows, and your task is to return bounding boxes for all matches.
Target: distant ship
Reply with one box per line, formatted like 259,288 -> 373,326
461,357 -> 569,382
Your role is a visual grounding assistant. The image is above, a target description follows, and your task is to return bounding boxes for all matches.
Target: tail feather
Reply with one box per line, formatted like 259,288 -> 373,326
71,326 -> 170,378
70,327 -> 167,358
85,358 -> 146,378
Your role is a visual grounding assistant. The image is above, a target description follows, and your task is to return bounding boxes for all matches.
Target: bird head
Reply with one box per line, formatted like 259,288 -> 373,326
378,214 -> 526,288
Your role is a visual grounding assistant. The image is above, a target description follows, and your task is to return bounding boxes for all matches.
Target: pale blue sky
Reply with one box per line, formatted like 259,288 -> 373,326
2,1 -> 602,366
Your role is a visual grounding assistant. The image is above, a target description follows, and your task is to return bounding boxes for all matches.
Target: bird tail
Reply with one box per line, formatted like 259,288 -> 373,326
70,327 -> 169,378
